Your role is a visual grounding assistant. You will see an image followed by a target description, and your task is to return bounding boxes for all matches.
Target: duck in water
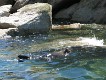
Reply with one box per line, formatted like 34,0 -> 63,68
18,48 -> 71,62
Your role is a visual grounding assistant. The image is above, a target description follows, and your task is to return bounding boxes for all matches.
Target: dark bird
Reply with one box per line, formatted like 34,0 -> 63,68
17,48 -> 71,62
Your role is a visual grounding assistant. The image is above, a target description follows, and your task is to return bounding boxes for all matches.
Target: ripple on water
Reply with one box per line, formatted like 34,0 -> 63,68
0,33 -> 106,80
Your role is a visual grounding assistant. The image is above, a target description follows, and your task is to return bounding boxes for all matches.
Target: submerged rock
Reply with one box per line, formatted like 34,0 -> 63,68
0,3 -> 52,35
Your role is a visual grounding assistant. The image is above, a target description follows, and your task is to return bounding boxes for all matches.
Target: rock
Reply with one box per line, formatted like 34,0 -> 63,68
17,3 -> 52,35
0,28 -> 16,38
0,3 -> 52,35
52,0 -> 80,17
10,0 -> 52,13
0,5 -> 12,17
54,0 -> 106,24
55,3 -> 78,18
28,0 -> 52,4
71,0 -> 106,23
0,0 -> 9,6
0,0 -> 15,6
10,0 -> 29,13
72,7 -> 93,23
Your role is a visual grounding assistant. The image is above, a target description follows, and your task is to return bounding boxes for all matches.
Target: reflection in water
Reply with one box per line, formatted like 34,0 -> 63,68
0,28 -> 106,80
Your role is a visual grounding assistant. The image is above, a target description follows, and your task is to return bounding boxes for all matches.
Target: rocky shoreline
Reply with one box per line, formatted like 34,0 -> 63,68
0,1 -> 52,36
0,22 -> 106,37
1,0 -> 106,37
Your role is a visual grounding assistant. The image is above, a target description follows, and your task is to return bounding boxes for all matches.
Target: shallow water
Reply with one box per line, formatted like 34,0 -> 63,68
0,29 -> 106,80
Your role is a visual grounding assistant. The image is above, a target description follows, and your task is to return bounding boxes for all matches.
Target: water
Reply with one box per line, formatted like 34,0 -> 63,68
0,28 -> 106,80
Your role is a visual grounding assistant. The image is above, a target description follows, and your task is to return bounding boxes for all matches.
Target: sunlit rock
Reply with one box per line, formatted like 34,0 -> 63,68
10,0 -> 52,13
0,5 -> 12,17
0,3 -> 52,35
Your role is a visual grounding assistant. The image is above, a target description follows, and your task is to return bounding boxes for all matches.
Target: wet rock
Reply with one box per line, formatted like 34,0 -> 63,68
0,3 -> 52,35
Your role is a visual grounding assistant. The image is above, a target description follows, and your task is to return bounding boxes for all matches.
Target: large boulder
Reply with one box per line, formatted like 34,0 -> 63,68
71,0 -> 106,23
0,3 -> 52,35
0,5 -> 12,17
54,0 -> 106,24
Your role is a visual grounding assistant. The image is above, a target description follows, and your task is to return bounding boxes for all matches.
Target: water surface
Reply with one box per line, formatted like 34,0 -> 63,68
0,28 -> 106,80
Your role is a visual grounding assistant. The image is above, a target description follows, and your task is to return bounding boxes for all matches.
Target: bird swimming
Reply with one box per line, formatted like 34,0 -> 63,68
17,48 -> 71,62
38,48 -> 71,62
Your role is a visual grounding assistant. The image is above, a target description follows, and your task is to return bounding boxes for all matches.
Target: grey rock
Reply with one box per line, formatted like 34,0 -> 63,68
54,0 -> 106,23
0,3 -> 52,35
55,3 -> 78,18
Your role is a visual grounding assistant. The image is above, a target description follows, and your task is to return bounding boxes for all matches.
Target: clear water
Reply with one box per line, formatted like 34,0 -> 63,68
0,29 -> 106,80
